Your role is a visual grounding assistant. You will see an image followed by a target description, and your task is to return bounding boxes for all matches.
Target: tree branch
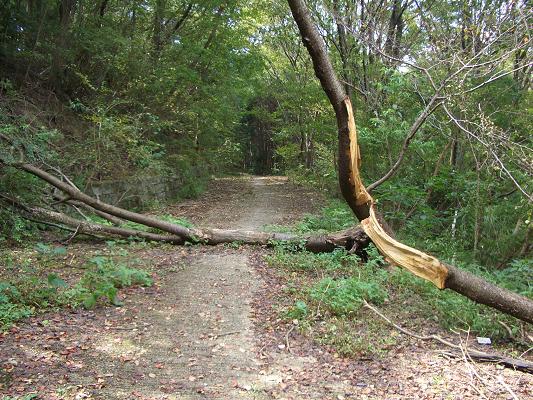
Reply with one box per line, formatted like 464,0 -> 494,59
367,93 -> 443,192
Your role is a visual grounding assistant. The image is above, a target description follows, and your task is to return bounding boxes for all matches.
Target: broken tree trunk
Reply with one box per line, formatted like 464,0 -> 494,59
1,177 -> 369,253
287,0 -> 533,324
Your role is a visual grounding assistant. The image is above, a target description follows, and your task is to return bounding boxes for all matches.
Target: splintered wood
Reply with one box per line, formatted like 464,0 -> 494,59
345,98 -> 373,206
362,207 -> 449,288
344,98 -> 449,289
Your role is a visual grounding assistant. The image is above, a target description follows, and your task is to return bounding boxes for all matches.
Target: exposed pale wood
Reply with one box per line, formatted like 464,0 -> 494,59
345,98 -> 372,206
362,207 -> 449,288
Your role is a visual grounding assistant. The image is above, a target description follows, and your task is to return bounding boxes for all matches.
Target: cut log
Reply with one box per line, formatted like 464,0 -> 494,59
287,0 -> 533,324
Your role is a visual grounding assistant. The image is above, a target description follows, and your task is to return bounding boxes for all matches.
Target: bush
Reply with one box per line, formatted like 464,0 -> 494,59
0,283 -> 33,329
310,277 -> 387,315
63,256 -> 152,309
0,256 -> 152,330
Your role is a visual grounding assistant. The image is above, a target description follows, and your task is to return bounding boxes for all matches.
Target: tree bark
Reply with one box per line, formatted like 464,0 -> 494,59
287,0 -> 533,324
2,191 -> 369,253
287,0 -> 372,222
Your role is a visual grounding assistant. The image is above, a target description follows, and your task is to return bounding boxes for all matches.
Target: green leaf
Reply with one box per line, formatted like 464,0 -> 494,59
47,273 -> 68,288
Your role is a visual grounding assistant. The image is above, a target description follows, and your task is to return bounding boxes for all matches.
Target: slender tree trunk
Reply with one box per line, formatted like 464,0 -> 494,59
151,0 -> 165,61
332,0 -> 352,99
384,0 -> 405,60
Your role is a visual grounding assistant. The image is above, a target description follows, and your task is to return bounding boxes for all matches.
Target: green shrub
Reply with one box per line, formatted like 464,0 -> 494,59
266,247 -> 357,273
0,256 -> 152,329
63,256 -> 152,309
293,200 -> 356,233
310,276 -> 387,315
0,283 -> 33,329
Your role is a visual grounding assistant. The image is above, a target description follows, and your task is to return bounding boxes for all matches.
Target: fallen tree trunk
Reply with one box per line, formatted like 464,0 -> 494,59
30,206 -> 186,244
14,164 -> 370,252
1,192 -> 370,253
287,0 -> 533,324
52,194 -> 125,226
18,163 -> 197,240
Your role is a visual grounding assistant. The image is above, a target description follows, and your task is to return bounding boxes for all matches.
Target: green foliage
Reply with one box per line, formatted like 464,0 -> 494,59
267,246 -> 355,273
0,256 -> 152,329
156,215 -> 195,228
0,168 -> 45,243
293,200 -> 356,233
286,300 -> 309,320
63,256 -> 152,309
309,276 -> 388,315
0,282 -> 33,329
268,243 -> 389,315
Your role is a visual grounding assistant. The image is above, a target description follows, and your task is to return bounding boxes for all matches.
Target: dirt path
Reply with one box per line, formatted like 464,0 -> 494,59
82,178 -> 290,399
1,176 -> 531,400
0,176 -> 323,399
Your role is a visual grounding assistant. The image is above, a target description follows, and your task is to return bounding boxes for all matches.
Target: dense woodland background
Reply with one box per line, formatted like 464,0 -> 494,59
0,2 -> 530,282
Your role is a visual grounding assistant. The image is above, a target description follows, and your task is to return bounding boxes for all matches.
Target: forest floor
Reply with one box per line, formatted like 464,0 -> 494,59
1,176 -> 531,400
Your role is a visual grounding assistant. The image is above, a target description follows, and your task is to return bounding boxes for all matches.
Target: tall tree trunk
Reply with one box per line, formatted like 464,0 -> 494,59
97,0 -> 108,18
384,0 -> 405,60
152,0 -> 165,61
332,0 -> 352,99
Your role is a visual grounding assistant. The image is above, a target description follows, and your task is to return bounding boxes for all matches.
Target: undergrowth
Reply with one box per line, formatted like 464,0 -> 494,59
0,247 -> 152,330
265,200 -> 532,357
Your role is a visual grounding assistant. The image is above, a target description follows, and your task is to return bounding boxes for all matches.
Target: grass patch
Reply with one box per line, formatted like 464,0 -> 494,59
265,199 -> 355,234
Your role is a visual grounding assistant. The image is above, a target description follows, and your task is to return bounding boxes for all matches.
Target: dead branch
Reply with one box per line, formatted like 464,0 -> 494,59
363,300 -> 533,374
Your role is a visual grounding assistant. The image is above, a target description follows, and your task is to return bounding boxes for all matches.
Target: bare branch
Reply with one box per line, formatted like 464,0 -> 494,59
442,104 -> 532,201
367,93 -> 443,192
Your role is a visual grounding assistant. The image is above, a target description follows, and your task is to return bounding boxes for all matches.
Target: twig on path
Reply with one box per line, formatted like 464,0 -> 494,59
362,300 -> 533,374
213,330 -> 241,338
456,332 -> 493,398
62,223 -> 80,244
498,376 -> 519,400
285,324 -> 296,354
